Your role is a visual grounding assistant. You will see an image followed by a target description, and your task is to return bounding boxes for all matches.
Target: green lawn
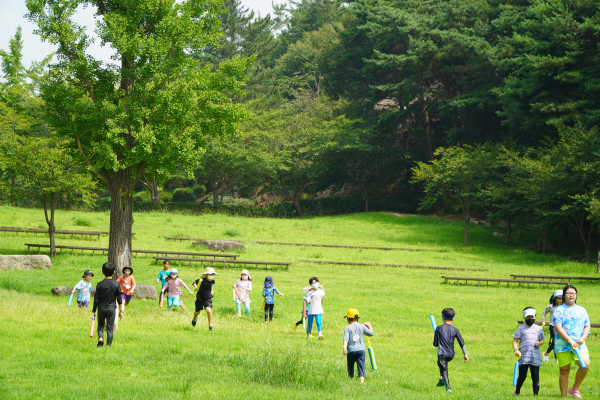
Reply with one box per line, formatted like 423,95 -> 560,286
0,205 -> 597,399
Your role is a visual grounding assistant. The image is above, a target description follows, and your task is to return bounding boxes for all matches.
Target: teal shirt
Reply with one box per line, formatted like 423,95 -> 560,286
158,270 -> 170,286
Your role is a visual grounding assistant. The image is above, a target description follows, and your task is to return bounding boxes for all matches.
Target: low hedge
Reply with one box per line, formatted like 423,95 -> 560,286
121,197 -> 415,218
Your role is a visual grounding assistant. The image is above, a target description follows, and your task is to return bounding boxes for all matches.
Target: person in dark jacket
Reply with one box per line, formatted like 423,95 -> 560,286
92,262 -> 124,347
433,308 -> 469,394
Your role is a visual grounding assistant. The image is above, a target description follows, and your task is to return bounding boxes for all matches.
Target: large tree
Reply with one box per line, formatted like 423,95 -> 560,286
27,0 -> 250,274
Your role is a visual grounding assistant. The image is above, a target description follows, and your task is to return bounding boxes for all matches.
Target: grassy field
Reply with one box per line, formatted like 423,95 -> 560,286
0,205 -> 597,399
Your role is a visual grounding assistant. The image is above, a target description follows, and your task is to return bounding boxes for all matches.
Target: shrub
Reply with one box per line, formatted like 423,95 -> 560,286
205,195 -> 254,207
192,185 -> 206,199
165,175 -> 189,189
134,191 -> 151,203
161,191 -> 173,203
173,188 -> 195,202
73,217 -> 92,227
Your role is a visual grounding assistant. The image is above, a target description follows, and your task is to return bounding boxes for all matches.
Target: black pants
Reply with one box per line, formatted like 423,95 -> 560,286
97,307 -> 116,346
547,325 -> 556,357
264,303 -> 274,321
516,364 -> 540,395
437,355 -> 453,389
347,350 -> 366,378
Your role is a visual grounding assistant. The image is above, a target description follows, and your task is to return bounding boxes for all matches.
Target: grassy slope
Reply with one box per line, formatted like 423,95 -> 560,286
0,205 -> 597,399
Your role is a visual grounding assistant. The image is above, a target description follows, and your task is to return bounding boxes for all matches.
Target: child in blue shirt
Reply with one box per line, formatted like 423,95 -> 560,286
72,270 -> 93,312
262,276 -> 284,323
156,260 -> 171,305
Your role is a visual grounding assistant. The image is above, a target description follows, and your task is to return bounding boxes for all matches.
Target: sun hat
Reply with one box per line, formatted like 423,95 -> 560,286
523,308 -> 536,318
345,308 -> 360,319
203,267 -> 218,276
241,269 -> 250,275
553,289 -> 563,298
264,276 -> 273,288
82,270 -> 94,278
170,268 -> 178,275
122,266 -> 133,274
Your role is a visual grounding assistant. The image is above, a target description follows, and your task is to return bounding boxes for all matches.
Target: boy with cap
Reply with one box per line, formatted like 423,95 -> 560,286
116,266 -> 136,308
433,308 -> 469,394
192,267 -> 218,330
72,270 -> 94,312
342,308 -> 374,383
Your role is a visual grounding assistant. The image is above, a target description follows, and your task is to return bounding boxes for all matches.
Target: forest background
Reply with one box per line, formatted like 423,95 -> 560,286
2,0 -> 600,268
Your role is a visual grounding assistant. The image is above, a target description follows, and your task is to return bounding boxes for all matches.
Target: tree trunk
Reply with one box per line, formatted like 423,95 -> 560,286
462,200 -> 470,245
211,174 -> 219,205
141,176 -> 160,202
294,197 -> 303,217
232,178 -> 239,199
11,176 -> 16,206
542,226 -> 549,255
504,214 -> 511,246
108,170 -> 135,280
365,198 -> 368,213
43,192 -> 56,257
584,227 -> 593,263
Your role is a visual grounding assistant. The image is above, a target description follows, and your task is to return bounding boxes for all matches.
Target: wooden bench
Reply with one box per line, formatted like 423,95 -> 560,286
2,228 -> 106,240
165,236 -> 204,242
442,276 -> 572,288
511,274 -> 600,283
25,244 -> 238,259
299,259 -> 488,271
154,257 -> 291,270
517,321 -> 600,328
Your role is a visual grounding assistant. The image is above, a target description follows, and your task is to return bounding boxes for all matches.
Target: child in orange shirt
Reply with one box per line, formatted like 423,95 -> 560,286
116,266 -> 136,308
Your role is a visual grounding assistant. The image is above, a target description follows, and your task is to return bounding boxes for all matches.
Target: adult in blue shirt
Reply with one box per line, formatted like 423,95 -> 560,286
553,285 -> 591,399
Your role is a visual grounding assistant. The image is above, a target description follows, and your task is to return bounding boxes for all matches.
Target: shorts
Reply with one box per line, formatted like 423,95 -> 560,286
121,293 -> 132,304
77,300 -> 89,308
556,349 -> 590,368
195,297 -> 212,312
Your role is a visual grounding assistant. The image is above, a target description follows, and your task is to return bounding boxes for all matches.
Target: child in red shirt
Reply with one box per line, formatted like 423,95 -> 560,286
116,266 -> 136,308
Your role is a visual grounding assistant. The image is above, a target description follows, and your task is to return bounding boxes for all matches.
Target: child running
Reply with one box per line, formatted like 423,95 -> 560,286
262,276 -> 284,323
541,290 -> 562,364
161,268 -> 193,310
156,260 -> 171,306
342,308 -> 374,383
116,266 -> 136,309
303,277 -> 325,340
72,270 -> 93,312
433,308 -> 469,394
192,267 -> 217,330
233,270 -> 252,317
512,307 -> 545,396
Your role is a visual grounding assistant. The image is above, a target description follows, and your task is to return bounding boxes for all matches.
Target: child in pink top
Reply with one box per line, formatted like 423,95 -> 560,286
161,268 -> 193,310
233,269 -> 252,316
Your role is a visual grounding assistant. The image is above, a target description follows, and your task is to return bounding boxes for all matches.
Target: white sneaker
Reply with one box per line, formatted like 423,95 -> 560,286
543,355 -> 549,362
318,334 -> 324,340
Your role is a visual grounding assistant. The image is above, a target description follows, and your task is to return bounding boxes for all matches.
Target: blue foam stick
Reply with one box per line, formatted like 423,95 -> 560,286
512,360 -> 519,385
572,347 -> 587,369
430,315 -> 437,332
68,293 -> 73,307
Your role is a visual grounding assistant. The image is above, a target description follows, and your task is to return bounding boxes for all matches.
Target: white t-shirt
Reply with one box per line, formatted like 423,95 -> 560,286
306,289 -> 325,315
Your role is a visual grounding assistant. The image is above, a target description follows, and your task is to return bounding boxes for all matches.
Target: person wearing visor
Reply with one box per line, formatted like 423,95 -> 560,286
552,285 -> 591,399
541,290 -> 563,363
512,307 -> 544,396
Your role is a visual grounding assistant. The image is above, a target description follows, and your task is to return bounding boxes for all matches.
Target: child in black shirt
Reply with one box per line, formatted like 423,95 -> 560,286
192,267 -> 217,330
433,308 -> 469,394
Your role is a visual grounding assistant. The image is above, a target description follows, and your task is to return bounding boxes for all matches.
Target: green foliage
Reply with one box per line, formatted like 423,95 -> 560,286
192,185 -> 207,198
72,217 -> 92,227
172,187 -> 195,203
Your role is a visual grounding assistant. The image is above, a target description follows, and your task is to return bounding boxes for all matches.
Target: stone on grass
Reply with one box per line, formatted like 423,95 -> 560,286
133,284 -> 158,299
0,255 -> 52,271
193,240 -> 245,252
51,286 -> 73,296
